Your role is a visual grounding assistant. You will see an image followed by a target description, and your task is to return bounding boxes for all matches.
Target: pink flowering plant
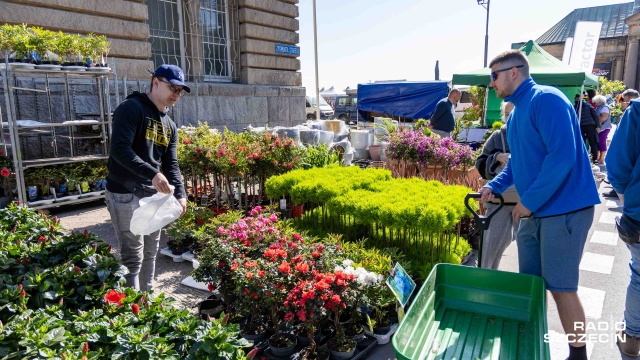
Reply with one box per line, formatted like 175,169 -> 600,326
387,129 -> 475,169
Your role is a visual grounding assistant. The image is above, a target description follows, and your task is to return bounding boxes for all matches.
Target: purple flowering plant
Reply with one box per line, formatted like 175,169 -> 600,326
388,130 -> 475,169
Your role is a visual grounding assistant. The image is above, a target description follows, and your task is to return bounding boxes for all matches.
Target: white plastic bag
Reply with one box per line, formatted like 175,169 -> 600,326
130,186 -> 182,235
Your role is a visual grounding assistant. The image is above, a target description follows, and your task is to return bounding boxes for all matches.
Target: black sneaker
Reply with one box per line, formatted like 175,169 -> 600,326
603,190 -> 619,198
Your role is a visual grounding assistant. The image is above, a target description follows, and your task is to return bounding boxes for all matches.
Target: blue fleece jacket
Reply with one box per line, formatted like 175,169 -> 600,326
485,78 -> 600,217
606,100 -> 640,221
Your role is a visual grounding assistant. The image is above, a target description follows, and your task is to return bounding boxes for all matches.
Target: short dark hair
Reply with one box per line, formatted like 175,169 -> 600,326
489,50 -> 530,77
586,89 -> 596,99
150,76 -> 157,92
622,89 -> 640,99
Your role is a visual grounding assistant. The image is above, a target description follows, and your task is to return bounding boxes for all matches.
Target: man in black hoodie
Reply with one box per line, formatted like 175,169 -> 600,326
105,64 -> 189,291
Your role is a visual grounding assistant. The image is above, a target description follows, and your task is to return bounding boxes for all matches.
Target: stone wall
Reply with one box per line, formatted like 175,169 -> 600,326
1,77 -> 306,138
540,37 -> 628,83
238,0 -> 301,86
0,0 -> 305,129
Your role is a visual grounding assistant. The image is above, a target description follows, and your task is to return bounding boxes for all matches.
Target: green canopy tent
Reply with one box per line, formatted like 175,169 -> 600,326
452,40 -> 599,125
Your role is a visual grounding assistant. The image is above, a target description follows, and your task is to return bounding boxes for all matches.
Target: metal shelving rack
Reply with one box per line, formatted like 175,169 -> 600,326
1,58 -> 113,209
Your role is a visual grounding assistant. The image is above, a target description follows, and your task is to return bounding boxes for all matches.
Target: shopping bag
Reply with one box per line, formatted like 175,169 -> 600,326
130,186 -> 182,235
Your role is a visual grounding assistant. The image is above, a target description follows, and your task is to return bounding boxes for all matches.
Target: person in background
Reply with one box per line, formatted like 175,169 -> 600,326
593,95 -> 611,165
605,89 -> 640,199
605,98 -> 640,357
429,88 -> 461,138
474,101 -> 518,269
479,50 -> 600,360
587,89 -> 597,108
105,64 -> 189,291
575,94 -> 600,164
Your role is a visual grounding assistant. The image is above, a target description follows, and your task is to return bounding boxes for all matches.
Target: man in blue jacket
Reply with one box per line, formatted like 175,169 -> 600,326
479,50 -> 600,360
606,99 -> 640,357
429,88 -> 461,138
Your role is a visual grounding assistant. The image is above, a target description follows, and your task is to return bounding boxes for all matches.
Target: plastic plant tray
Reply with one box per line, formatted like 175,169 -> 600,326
393,264 -> 550,360
263,334 -> 377,360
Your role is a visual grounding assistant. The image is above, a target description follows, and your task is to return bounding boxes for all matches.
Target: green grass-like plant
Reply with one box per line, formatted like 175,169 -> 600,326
265,167 -> 475,277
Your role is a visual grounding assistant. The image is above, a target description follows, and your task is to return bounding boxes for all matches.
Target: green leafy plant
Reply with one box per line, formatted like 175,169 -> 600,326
11,24 -> 35,60
468,86 -> 486,125
30,27 -> 58,62
0,204 -> 251,359
599,76 -> 625,98
299,144 -> 341,169
373,118 -> 397,142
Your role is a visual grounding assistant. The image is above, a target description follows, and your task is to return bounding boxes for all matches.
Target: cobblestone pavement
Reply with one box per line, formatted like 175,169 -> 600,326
50,200 -> 210,313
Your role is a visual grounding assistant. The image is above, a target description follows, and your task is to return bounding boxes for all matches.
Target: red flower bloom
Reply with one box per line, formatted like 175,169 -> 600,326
312,251 -> 321,258
296,309 -> 307,322
302,290 -> 315,301
258,270 -> 265,278
230,262 -> 239,271
295,263 -> 309,273
314,281 -> 329,292
82,343 -> 89,353
103,289 -> 126,306
246,271 -> 254,279
208,283 -> 215,292
284,312 -> 294,322
0,167 -> 10,177
182,138 -> 191,144
131,303 -> 140,315
278,261 -> 291,274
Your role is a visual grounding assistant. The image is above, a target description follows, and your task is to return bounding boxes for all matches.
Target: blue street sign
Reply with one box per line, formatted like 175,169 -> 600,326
275,44 -> 300,56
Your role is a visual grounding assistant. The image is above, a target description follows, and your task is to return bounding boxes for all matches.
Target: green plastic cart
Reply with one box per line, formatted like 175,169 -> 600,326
392,194 -> 550,360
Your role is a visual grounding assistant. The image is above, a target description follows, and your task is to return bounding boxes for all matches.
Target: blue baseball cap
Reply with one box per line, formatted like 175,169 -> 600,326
148,64 -> 191,93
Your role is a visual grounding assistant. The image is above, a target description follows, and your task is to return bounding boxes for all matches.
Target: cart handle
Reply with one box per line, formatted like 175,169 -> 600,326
464,192 -> 504,231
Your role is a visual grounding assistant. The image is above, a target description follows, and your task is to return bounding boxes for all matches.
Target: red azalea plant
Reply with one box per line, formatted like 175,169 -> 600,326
283,268 -> 357,356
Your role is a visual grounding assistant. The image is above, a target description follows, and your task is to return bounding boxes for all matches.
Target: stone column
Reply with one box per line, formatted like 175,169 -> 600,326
615,58 -> 625,82
624,36 -> 639,89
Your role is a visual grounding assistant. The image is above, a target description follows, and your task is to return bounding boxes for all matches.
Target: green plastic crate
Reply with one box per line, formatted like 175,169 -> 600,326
392,264 -> 550,360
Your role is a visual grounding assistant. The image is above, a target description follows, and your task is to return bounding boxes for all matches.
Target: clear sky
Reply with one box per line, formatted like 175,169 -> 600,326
297,0 -> 632,94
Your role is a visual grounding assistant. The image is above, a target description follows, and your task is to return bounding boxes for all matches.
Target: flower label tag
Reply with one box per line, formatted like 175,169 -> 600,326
385,262 -> 416,308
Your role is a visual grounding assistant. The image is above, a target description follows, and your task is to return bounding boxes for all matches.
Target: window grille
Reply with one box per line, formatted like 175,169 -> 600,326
146,0 -> 239,82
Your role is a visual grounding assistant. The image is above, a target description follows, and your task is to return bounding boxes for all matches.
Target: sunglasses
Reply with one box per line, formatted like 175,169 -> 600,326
158,78 -> 186,96
490,65 -> 525,82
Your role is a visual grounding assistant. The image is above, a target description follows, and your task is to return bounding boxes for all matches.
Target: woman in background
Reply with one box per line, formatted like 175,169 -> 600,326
593,95 -> 611,164
473,101 -> 519,269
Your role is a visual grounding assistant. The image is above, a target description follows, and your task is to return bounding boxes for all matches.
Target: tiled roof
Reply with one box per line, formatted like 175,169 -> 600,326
537,2 -> 635,45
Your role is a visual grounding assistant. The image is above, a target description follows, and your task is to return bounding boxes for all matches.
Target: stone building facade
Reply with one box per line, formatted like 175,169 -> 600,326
0,0 -> 304,130
536,1 -> 640,90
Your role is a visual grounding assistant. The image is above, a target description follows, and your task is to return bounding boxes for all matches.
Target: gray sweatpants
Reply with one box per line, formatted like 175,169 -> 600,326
481,203 -> 517,269
105,190 -> 161,291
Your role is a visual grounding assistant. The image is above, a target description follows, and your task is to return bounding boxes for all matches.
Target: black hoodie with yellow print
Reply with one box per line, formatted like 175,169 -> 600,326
106,92 -> 186,199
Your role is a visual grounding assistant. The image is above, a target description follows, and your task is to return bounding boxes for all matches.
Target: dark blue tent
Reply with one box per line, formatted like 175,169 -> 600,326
357,81 -> 450,120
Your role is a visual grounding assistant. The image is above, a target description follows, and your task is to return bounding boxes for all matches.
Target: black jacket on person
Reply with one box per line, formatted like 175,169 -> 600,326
106,92 -> 186,199
430,98 -> 456,132
575,100 -> 599,127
